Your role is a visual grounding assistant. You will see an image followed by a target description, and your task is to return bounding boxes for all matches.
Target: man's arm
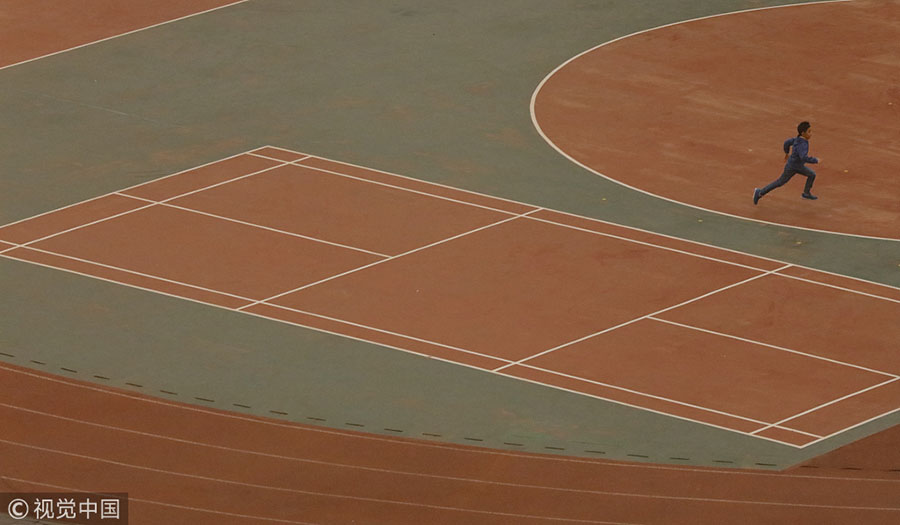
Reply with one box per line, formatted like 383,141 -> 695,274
783,137 -> 794,161
793,140 -> 819,164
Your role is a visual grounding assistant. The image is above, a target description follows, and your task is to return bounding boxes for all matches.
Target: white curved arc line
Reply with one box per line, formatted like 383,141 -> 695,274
527,0 -> 897,242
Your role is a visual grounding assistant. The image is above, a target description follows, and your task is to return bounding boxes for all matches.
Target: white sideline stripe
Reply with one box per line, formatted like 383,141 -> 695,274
4,246 -> 257,303
526,0 -> 894,241
524,214 -> 771,272
752,377 -> 900,436
238,209 -> 541,309
0,146 -> 280,233
647,317 -> 899,379
255,302 -> 514,365
0,1 -> 252,72
771,272 -> 900,305
513,362 -> 823,439
493,264 -> 794,372
291,159 -> 532,217
0,253 -> 505,381
116,193 -> 390,258
797,405 -> 900,448
1,161 -> 289,252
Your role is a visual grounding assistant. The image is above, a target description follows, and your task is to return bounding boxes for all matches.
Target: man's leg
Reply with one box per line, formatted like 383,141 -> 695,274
798,165 -> 817,196
759,168 -> 795,196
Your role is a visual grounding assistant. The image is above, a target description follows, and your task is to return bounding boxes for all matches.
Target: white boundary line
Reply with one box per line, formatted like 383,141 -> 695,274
0,0 -> 252,73
0,147 -> 269,231
526,0 -> 899,242
751,377 -> 900,436
494,264 -> 793,372
240,209 -> 540,308
648,317 -> 898,379
117,193 -> 391,258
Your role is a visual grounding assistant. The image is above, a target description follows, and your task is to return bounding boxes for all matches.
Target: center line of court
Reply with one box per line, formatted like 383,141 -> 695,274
751,376 -> 900,437
237,208 -> 544,310
115,193 -> 390,258
492,263 -> 794,373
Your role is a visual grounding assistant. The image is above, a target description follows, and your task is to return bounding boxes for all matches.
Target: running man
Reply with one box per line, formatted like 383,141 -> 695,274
754,121 -> 820,204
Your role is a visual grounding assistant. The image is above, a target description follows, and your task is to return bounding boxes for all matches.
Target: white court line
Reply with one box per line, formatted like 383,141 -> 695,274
0,440 -> 630,524
524,214 -> 772,272
238,209 -> 541,309
117,193 -> 391,258
493,264 -> 794,372
4,245 -> 256,303
798,406 -> 900,449
254,302 -> 515,365
753,377 -> 900,436
509,362 -> 822,440
0,146 -> 278,232
0,252 -> 509,381
0,1 -> 252,72
290,159 -> 535,218
771,272 -> 900,305
526,0 -> 894,241
0,160 -> 290,257
647,317 -> 899,379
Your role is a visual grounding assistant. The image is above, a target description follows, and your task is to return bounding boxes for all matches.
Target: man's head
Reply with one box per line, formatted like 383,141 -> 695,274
797,121 -> 812,139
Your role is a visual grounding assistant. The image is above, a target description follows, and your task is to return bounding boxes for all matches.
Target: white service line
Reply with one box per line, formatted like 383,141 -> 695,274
493,263 -> 794,372
238,209 -> 543,310
117,193 -> 390,258
752,377 -> 900,436
647,316 -> 899,379
7,245 -> 256,303
290,158 -> 531,217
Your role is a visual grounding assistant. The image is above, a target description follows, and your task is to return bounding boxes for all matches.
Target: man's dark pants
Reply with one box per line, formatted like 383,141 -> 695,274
760,164 -> 816,195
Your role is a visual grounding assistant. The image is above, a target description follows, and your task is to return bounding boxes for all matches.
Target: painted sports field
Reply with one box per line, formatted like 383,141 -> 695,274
1,1 -> 898,523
